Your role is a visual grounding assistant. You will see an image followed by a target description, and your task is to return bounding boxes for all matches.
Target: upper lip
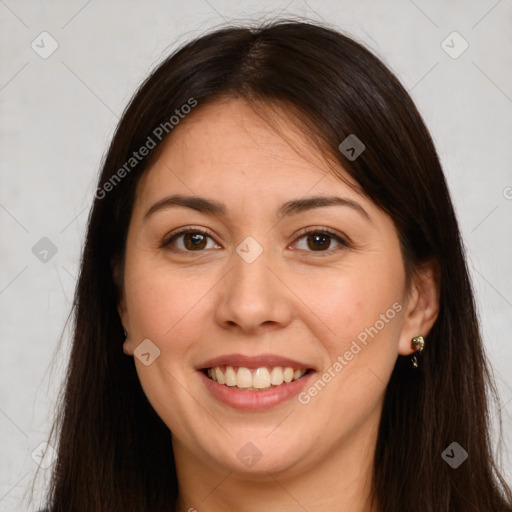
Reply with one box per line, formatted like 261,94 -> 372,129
198,354 -> 316,371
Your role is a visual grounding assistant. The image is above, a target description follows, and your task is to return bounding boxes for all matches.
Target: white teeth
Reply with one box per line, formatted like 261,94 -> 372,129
205,365 -> 308,390
215,367 -> 226,385
283,367 -> 294,383
270,367 -> 284,385
236,367 -> 252,388
225,366 -> 237,386
253,367 -> 271,389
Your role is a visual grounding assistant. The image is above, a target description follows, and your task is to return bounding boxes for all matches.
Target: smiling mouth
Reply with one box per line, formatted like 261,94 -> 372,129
202,365 -> 313,391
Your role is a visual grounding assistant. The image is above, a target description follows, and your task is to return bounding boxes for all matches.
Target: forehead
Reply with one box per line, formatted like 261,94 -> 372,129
134,99 -> 365,212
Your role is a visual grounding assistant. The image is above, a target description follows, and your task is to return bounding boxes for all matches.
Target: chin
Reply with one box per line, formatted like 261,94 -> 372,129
203,434 -> 311,475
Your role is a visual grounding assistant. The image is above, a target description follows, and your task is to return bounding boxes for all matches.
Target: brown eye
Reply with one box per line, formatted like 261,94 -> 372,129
293,229 -> 349,255
306,233 -> 331,251
182,232 -> 208,250
162,229 -> 220,252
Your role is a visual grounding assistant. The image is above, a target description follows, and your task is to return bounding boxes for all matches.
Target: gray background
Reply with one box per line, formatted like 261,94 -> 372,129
1,0 -> 511,509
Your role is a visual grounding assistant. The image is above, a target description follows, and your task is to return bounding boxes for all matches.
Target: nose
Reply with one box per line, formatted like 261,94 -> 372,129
214,241 -> 293,335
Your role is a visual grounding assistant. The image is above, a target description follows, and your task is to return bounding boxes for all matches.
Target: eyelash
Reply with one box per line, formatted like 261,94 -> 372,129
160,226 -> 351,257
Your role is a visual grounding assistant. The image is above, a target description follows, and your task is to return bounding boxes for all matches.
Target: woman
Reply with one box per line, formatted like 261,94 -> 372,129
36,19 -> 512,511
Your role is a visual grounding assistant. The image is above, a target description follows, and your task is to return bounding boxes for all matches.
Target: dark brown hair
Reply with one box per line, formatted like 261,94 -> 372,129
35,18 -> 511,511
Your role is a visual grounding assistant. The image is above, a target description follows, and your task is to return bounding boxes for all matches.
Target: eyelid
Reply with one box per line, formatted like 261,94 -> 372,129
292,226 -> 350,245
290,226 -> 351,255
160,225 -> 219,248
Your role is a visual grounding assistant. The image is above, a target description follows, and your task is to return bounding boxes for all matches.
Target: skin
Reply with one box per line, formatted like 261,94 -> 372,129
118,98 -> 439,512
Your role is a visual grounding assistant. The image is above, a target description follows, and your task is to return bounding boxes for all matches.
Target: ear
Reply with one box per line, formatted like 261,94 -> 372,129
398,259 -> 440,356
112,259 -> 134,356
117,293 -> 128,335
119,301 -> 134,356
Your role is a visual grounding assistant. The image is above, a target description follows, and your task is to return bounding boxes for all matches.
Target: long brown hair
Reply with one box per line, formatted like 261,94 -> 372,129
36,18 -> 512,511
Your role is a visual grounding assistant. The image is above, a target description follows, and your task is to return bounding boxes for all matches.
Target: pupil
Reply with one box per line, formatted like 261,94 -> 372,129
185,233 -> 206,250
308,234 -> 329,251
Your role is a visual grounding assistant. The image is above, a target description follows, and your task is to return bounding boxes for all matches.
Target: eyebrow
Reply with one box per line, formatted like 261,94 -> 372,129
143,194 -> 372,223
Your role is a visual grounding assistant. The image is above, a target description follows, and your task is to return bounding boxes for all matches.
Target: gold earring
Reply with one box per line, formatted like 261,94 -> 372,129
411,336 -> 425,368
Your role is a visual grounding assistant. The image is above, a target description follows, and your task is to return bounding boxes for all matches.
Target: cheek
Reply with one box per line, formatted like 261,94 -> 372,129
124,259 -> 211,344
291,278 -> 403,435
122,261 -> 214,430
297,265 -> 404,405
298,262 -> 404,349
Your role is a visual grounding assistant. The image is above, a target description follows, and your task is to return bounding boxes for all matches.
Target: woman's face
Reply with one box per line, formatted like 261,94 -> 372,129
118,99 -> 434,478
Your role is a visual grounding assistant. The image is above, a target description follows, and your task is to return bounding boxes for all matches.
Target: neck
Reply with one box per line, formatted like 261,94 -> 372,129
173,418 -> 380,512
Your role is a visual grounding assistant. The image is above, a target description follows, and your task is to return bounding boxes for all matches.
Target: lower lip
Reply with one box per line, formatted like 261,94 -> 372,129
198,370 -> 316,411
